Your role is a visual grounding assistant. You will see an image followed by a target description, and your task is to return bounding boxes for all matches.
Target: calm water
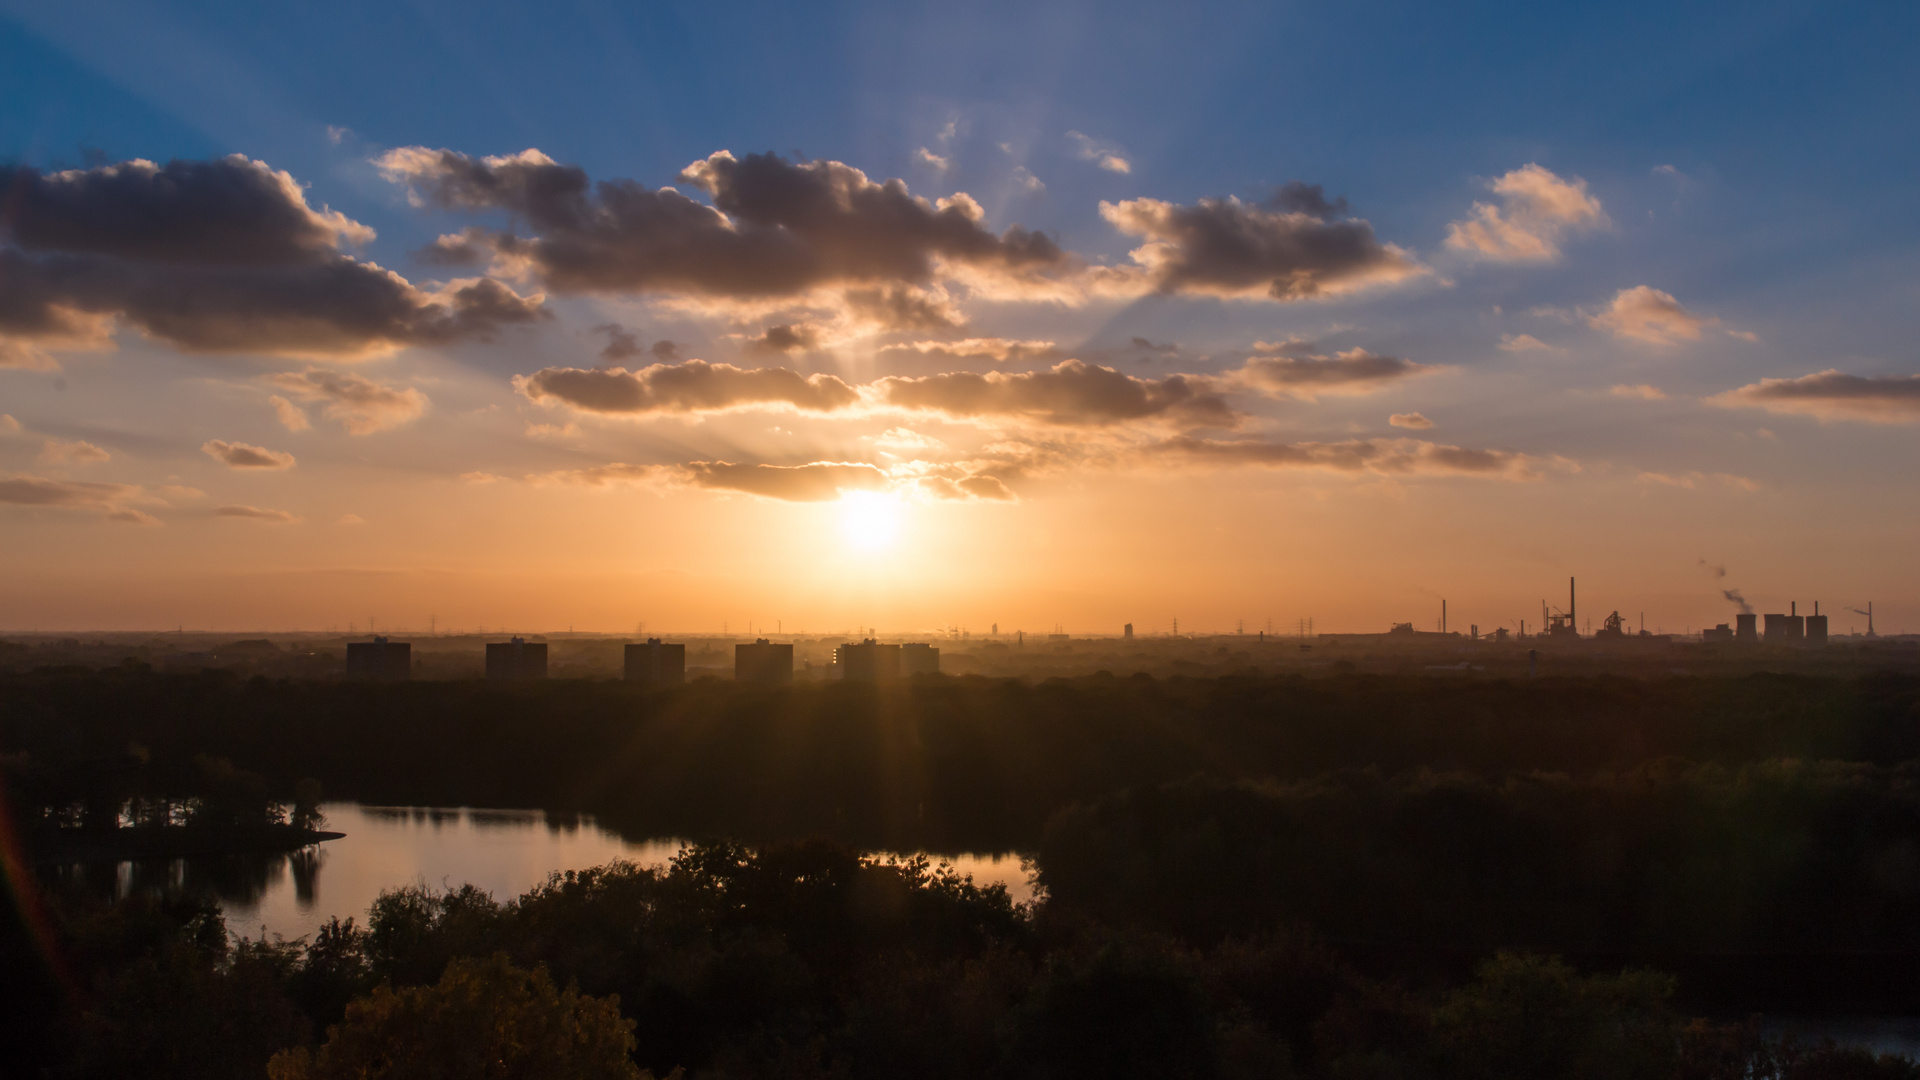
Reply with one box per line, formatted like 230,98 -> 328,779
80,802 -> 1034,943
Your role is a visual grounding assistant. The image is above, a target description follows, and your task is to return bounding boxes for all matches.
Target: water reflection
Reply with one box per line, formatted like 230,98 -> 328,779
49,802 -> 1035,943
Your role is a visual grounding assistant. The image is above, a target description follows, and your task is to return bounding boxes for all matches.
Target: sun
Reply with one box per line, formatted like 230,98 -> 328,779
839,491 -> 903,551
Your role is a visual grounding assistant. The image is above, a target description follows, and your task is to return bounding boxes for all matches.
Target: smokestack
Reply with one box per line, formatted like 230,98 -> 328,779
1570,577 -> 1576,627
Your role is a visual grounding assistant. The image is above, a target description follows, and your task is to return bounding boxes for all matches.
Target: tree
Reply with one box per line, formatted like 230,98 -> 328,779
268,954 -> 652,1080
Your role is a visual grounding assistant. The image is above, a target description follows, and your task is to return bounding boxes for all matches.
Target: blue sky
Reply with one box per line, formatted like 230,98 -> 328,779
2,0 -> 1917,633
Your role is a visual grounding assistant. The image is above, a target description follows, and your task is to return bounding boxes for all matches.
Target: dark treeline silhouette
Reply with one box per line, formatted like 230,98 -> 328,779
7,666 -> 1920,1072
7,666 -> 1920,851
6,842 -> 1918,1080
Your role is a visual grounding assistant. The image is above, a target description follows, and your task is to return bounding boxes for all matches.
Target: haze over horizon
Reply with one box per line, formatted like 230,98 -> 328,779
4,0 -> 1917,635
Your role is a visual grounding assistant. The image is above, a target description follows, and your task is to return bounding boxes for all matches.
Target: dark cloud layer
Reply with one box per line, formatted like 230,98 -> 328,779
517,359 -> 860,415
1713,370 -> 1920,422
380,147 -> 1067,299
0,156 -> 544,358
876,360 -> 1237,427
1100,196 -> 1423,300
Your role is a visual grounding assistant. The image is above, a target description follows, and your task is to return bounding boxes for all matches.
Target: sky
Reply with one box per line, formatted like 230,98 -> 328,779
2,0 -> 1917,636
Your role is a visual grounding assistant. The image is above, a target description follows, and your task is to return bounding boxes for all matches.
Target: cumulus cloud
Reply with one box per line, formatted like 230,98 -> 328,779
1230,348 -> 1435,399
1066,131 -> 1131,174
1389,412 -> 1434,429
1589,286 -> 1748,346
215,504 -> 300,522
265,368 -> 429,433
518,359 -> 860,416
1153,436 -> 1536,479
269,394 -> 311,431
1445,164 -> 1607,262
527,463 -> 672,488
1498,333 -> 1564,354
40,438 -> 111,464
1099,196 -> 1424,300
1011,167 -> 1045,194
0,156 -> 545,360
914,147 -> 950,171
875,359 -> 1237,428
202,439 -> 296,469
378,147 -> 1068,299
1709,370 -> 1920,423
0,414 -> 20,433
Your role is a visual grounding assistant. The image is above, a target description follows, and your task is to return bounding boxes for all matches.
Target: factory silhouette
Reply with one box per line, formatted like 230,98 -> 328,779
341,576 -> 1867,683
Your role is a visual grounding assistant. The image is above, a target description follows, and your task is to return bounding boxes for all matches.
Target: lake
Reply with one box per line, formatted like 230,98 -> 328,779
49,802 -> 1036,944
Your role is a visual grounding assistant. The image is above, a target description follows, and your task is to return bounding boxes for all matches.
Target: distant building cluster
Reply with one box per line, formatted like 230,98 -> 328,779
339,632 -> 941,685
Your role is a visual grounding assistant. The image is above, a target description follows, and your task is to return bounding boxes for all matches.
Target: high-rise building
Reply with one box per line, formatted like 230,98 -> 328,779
836,639 -> 900,681
346,636 -> 410,680
900,642 -> 940,676
1123,623 -> 1133,640
485,637 -> 548,680
624,638 -> 685,683
735,638 -> 793,685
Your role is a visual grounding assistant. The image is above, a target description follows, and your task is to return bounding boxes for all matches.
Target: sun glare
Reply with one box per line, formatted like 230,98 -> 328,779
839,491 -> 903,551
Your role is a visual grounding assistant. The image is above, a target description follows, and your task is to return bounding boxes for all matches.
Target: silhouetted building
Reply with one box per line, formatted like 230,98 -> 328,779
346,636 -> 410,681
837,639 -> 900,681
1596,611 -> 1628,640
486,637 -> 547,680
624,638 -> 685,684
900,642 -> 940,676
1702,624 -> 1735,643
1124,623 -> 1133,640
1736,613 -> 1758,642
735,638 -> 793,685
1764,610 -> 1804,645
1806,613 -> 1829,645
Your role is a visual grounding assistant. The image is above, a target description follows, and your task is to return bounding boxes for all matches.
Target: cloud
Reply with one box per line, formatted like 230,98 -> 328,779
202,439 -> 296,469
0,156 -> 545,360
1230,348 -> 1435,399
1389,412 -> 1434,429
1154,436 -> 1536,479
840,285 -> 963,331
1498,333 -> 1564,354
1099,196 -> 1424,300
40,438 -> 111,464
1636,471 -> 1759,492
268,394 -> 311,431
338,513 -> 364,524
1589,286 -> 1747,346
265,368 -> 429,433
0,340 -> 66,370
527,463 -> 672,488
1066,131 -> 1131,174
593,323 -> 681,362
107,508 -> 161,525
215,504 -> 300,522
1709,369 -> 1920,423
1609,384 -> 1667,400
0,474 -> 140,510
0,414 -> 19,433
378,147 -> 1068,299
1266,182 -> 1349,218
683,460 -> 894,501
878,338 -> 1065,365
518,359 -> 860,416
1011,167 -> 1045,194
751,323 -> 820,353
875,359 -> 1237,428
914,147 -> 950,171
1445,164 -> 1607,262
